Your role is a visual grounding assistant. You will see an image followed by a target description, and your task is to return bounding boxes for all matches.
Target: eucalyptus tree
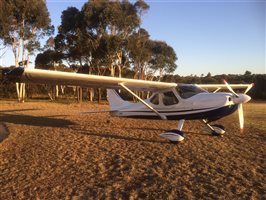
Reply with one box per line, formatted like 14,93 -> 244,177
82,0 -> 148,77
36,37 -> 64,70
55,0 -> 149,75
54,1 -> 149,101
127,31 -> 177,82
149,40 -> 177,80
0,0 -> 53,102
127,28 -> 152,80
54,6 -> 97,102
55,7 -> 94,67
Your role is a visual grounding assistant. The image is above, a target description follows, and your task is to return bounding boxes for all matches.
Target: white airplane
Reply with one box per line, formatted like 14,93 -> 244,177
5,67 -> 253,142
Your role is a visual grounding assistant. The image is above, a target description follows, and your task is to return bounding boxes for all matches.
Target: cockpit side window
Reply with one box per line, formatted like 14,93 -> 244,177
150,94 -> 159,105
176,85 -> 207,99
162,91 -> 179,106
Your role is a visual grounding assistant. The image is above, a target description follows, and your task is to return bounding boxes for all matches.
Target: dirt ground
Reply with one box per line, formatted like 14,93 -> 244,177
0,100 -> 265,199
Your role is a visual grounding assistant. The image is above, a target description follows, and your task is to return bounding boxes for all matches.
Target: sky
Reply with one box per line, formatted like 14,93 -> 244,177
0,0 -> 265,76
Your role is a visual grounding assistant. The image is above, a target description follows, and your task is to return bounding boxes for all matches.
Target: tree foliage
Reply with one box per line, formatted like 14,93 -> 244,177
35,50 -> 63,70
0,0 -> 53,102
149,40 -> 177,79
51,0 -> 176,80
0,0 -> 53,59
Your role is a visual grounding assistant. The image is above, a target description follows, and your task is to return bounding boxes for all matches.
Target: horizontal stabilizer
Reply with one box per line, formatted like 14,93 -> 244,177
81,110 -> 117,114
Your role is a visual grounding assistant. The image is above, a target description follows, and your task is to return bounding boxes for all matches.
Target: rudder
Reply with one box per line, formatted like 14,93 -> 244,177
107,89 -> 130,110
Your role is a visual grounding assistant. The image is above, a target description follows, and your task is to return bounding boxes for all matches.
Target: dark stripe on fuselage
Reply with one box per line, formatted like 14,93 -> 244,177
122,107 -> 218,113
122,105 -> 238,121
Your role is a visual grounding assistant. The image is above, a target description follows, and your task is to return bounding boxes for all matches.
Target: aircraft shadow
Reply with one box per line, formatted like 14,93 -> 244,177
73,126 -> 212,143
0,123 -> 9,143
107,126 -> 167,132
184,131 -> 211,136
0,108 -> 41,113
105,125 -> 212,136
0,113 -> 75,128
73,128 -> 171,144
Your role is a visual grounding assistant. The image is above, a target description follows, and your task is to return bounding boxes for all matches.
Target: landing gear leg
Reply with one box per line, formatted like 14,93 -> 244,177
177,119 -> 185,131
160,119 -> 185,142
202,119 -> 225,136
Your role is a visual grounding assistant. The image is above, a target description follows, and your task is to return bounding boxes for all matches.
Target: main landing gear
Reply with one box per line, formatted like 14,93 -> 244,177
160,119 -> 185,142
160,119 -> 226,143
202,119 -> 225,136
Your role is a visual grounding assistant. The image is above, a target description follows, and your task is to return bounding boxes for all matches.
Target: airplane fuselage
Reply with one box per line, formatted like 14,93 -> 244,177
109,86 -> 249,122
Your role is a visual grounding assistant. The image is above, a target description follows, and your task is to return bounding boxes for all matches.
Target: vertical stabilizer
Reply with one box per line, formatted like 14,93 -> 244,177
107,89 -> 130,110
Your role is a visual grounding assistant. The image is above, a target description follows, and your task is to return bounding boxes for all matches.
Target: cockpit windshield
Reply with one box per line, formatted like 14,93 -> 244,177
176,84 -> 207,99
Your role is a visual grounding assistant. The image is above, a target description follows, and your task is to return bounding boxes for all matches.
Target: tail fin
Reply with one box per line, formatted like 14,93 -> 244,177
107,89 -> 130,110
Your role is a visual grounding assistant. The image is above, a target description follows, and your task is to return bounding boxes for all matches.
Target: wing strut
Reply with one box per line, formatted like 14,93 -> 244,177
213,87 -> 221,93
119,83 -> 167,120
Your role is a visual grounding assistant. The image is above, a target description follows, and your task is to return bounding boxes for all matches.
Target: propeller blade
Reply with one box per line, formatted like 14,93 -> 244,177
223,80 -> 239,97
244,83 -> 254,94
238,103 -> 244,133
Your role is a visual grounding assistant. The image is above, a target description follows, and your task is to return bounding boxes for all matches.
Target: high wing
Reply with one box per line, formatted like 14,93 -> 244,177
6,67 -> 253,92
6,67 -> 177,91
197,84 -> 252,89
196,84 -> 253,93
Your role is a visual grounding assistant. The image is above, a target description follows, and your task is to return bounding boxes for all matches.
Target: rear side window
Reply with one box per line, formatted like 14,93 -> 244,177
150,94 -> 159,105
162,91 -> 179,106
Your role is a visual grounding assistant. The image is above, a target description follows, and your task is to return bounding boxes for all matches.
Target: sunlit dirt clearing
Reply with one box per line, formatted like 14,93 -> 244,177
0,100 -> 265,199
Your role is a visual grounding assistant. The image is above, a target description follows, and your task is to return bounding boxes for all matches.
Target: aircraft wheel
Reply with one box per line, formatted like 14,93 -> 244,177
211,124 -> 225,136
160,130 -> 184,142
168,129 -> 185,136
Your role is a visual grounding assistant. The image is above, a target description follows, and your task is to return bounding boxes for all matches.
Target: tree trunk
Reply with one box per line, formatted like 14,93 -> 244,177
110,63 -> 115,77
22,83 -> 26,101
46,85 -> 54,100
73,86 -> 77,97
14,19 -> 29,103
19,19 -> 26,103
60,85 -> 65,94
117,52 -> 122,78
77,87 -> 79,102
78,87 -> 83,103
89,88 -> 94,102
118,65 -> 122,78
48,92 -> 54,101
55,85 -> 59,98
98,88 -> 101,103
19,83 -> 24,102
16,83 -> 20,101
14,40 -> 21,102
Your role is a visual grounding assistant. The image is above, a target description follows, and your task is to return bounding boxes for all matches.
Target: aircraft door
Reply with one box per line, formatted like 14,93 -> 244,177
162,91 -> 179,106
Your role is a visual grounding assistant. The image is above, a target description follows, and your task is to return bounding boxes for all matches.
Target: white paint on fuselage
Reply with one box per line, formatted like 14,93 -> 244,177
110,89 -> 235,118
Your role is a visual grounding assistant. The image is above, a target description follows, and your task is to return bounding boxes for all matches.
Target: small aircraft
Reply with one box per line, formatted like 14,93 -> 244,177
5,67 -> 253,142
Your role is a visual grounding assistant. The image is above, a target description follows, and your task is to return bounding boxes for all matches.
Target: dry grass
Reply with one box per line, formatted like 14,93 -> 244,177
0,100 -> 265,199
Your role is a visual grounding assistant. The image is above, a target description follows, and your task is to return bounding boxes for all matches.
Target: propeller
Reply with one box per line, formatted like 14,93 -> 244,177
238,103 -> 244,133
223,80 -> 253,133
223,80 -> 239,97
